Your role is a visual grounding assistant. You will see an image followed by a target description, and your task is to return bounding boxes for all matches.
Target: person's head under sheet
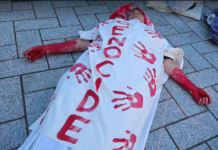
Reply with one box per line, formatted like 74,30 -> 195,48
109,3 -> 154,28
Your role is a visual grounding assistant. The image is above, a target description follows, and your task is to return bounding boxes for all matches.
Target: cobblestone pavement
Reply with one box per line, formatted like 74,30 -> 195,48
0,1 -> 218,150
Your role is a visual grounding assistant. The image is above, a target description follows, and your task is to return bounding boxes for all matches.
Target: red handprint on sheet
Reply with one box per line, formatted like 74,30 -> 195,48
144,29 -> 163,39
67,63 -> 92,84
143,68 -> 157,97
112,86 -> 143,111
112,130 -> 137,150
132,41 -> 156,64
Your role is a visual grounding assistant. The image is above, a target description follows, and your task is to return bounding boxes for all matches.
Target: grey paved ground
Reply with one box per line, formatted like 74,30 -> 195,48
0,1 -> 218,150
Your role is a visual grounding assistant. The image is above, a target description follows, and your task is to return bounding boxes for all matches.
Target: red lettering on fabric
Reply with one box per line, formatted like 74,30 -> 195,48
145,29 -> 163,39
112,26 -> 125,35
104,46 -> 122,59
67,63 -> 92,84
108,37 -> 127,47
40,93 -> 56,125
96,60 -> 114,77
117,20 -> 130,28
143,68 -> 157,97
112,86 -> 143,111
76,89 -> 99,113
57,114 -> 90,144
132,41 -> 156,64
112,130 -> 137,150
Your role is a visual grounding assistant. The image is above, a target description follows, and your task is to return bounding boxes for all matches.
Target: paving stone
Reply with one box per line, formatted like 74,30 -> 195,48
180,45 -> 211,71
204,1 -> 217,11
144,9 -> 169,26
157,10 -> 177,17
16,30 -> 42,58
203,87 -> 218,120
151,99 -> 185,130
145,128 -> 178,150
22,67 -> 70,93
52,1 -> 88,8
167,111 -> 218,150
96,13 -> 112,22
0,119 -> 27,150
15,18 -> 60,31
203,52 -> 218,69
0,77 -> 23,123
207,137 -> 218,150
186,21 -> 210,40
0,45 -> 17,61
0,57 -> 48,79
159,86 -> 172,102
43,39 -> 74,69
0,1 -> 11,12
135,1 -> 147,10
40,26 -> 83,41
214,85 -> 218,92
73,51 -> 85,62
177,15 -> 195,22
191,41 -> 218,54
12,2 -> 33,11
164,15 -> 192,33
119,1 -> 142,4
191,143 -> 210,150
186,68 -> 218,88
0,22 -> 15,47
55,8 -> 80,27
154,25 -> 178,37
165,79 -> 207,116
198,21 -> 210,31
78,15 -> 99,30
166,32 -> 202,46
202,4 -> 212,17
25,89 -> 54,126
74,5 -> 110,15
182,59 -> 196,74
33,1 -> 56,18
104,1 -> 121,13
88,1 -> 104,5
0,10 -> 35,22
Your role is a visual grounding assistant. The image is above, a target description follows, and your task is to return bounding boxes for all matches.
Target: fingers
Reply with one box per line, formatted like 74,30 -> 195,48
202,97 -> 205,105
205,97 -> 208,105
198,98 -> 202,104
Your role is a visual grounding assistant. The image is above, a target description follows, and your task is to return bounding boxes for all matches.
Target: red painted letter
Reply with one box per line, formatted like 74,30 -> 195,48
96,60 -> 114,77
57,114 -> 90,144
112,26 -> 125,35
117,20 -> 130,28
108,37 -> 127,47
104,46 -> 121,59
76,89 -> 99,113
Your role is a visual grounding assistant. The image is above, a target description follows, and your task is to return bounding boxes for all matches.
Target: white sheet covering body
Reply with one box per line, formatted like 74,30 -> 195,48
23,18 -> 183,150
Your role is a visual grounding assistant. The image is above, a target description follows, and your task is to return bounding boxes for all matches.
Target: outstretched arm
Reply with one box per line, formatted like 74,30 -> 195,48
163,59 -> 212,105
23,39 -> 91,62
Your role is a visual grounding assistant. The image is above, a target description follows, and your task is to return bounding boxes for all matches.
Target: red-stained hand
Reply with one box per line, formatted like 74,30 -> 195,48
192,88 -> 212,105
23,46 -> 46,62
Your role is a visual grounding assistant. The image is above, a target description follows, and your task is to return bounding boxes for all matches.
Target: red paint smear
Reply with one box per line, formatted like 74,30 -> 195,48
95,78 -> 102,92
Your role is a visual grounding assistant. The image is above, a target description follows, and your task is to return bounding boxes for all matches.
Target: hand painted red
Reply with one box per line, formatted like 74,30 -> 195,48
112,130 -> 137,150
23,46 -> 46,62
67,63 -> 92,84
23,39 -> 82,62
132,41 -> 156,64
143,68 -> 157,97
169,67 -> 212,105
112,86 -> 143,111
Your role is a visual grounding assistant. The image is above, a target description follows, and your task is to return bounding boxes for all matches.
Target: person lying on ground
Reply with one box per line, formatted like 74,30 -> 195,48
19,3 -> 211,150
